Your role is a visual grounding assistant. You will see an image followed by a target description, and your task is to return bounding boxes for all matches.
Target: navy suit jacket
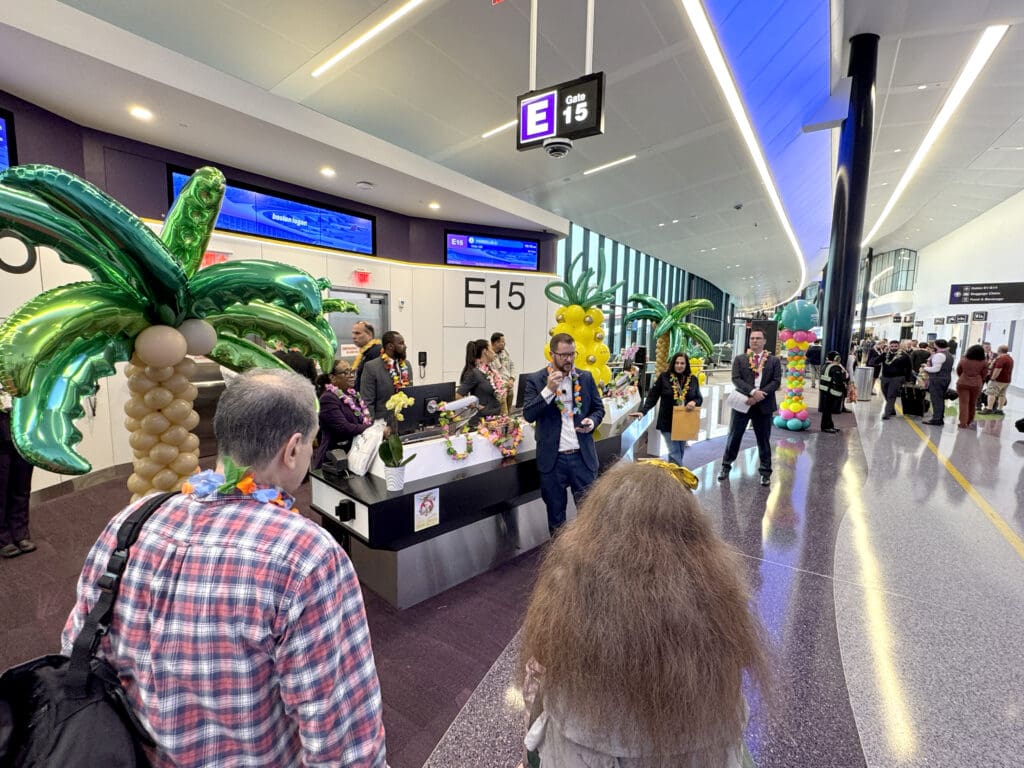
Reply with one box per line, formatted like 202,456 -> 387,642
523,368 -> 605,474
731,353 -> 783,415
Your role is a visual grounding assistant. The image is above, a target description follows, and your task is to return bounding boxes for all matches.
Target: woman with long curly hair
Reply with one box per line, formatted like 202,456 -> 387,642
519,460 -> 768,767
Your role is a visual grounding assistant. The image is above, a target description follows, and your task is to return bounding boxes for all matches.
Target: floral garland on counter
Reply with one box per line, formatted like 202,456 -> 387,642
439,406 -> 474,460
477,415 -> 524,458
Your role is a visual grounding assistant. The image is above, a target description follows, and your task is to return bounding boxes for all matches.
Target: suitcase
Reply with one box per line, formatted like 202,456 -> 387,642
900,385 -> 929,417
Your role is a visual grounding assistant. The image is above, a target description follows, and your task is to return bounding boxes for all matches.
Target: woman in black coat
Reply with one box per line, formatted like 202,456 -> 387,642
457,339 -> 505,427
818,351 -> 849,433
631,352 -> 702,466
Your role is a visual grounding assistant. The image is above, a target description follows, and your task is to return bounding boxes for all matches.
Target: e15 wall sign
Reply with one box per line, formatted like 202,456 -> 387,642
464,277 -> 526,310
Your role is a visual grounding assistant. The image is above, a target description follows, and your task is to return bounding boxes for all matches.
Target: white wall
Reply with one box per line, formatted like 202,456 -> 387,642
911,188 -> 1024,389
1,230 -> 558,490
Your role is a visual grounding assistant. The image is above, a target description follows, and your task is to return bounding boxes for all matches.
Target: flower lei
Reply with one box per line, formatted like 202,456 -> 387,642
547,365 -> 582,416
747,351 -> 767,375
380,352 -> 410,392
670,374 -> 690,406
477,415 -> 524,457
439,407 -> 474,460
181,457 -> 294,510
326,383 -> 372,426
479,362 -> 508,399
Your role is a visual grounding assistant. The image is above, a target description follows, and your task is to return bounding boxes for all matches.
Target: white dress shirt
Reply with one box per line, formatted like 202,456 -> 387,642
541,372 -> 581,452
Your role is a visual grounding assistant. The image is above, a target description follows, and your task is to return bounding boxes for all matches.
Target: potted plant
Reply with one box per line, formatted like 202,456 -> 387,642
378,434 -> 416,491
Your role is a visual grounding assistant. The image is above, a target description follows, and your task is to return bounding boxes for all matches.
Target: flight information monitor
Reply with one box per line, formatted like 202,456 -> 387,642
170,170 -> 375,255
0,110 -> 16,172
444,231 -> 539,271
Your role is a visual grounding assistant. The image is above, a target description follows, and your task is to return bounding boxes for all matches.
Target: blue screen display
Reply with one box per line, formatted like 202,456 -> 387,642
0,115 -> 10,172
171,171 -> 374,255
445,232 -> 539,271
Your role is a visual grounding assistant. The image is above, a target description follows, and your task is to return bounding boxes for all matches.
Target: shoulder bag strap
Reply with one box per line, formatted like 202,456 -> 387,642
67,491 -> 177,695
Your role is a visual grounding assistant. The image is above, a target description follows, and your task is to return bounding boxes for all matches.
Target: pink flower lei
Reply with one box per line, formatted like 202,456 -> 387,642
478,362 -> 508,399
326,383 -> 372,426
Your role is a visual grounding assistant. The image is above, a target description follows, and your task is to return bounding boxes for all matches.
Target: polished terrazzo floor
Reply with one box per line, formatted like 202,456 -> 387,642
2,386 -> 1021,767
428,386 -> 1024,768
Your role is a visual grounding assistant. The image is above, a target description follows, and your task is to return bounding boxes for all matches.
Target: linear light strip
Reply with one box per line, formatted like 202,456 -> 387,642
680,0 -> 806,304
868,265 -> 894,298
481,120 -> 517,139
582,154 -> 637,176
312,0 -> 428,78
862,25 -> 1009,245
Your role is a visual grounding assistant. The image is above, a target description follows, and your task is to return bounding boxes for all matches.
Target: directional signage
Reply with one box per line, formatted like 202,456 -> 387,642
972,311 -> 988,321
914,320 -> 924,327
949,281 -> 1024,304
892,313 -> 902,322
517,72 -> 605,150
934,318 -> 945,325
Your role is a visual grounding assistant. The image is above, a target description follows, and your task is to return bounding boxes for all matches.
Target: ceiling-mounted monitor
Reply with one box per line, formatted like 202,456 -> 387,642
444,230 -> 539,271
0,109 -> 17,172
169,168 -> 375,255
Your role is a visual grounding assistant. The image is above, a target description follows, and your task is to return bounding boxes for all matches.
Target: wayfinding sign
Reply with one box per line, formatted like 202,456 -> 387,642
517,72 -> 605,150
949,282 -> 1024,304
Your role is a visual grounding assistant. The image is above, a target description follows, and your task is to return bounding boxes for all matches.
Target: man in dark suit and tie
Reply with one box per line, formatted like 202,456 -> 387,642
524,333 -> 605,535
718,329 -> 782,487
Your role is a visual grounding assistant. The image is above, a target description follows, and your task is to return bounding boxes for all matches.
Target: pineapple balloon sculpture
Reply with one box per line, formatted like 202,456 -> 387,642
544,251 -> 624,388
773,299 -> 820,432
0,165 -> 349,500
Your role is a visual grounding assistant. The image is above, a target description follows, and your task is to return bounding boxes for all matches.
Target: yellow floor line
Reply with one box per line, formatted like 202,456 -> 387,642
900,411 -> 1024,561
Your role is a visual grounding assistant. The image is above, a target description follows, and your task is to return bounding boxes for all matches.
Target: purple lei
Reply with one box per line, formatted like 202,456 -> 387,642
333,386 -> 372,426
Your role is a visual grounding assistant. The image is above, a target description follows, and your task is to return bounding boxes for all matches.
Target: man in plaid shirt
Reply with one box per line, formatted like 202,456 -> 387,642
62,369 -> 386,767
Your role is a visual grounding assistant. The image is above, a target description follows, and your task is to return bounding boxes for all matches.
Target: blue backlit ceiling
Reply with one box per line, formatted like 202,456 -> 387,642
704,0 -> 834,278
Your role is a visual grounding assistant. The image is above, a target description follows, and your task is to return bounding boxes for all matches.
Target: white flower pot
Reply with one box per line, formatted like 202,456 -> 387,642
384,466 -> 405,491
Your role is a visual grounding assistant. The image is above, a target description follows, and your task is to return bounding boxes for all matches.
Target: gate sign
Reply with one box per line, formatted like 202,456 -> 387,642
972,311 -> 988,321
517,72 -> 605,150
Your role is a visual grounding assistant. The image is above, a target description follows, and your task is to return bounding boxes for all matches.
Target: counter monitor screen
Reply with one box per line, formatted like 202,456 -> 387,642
445,231 -> 539,271
0,111 -> 15,172
170,170 -> 375,255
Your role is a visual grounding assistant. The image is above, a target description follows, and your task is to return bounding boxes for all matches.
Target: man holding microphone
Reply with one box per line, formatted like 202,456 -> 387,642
524,333 -> 605,535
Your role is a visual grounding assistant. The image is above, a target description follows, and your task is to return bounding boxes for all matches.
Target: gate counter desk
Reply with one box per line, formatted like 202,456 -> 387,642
310,394 -> 645,608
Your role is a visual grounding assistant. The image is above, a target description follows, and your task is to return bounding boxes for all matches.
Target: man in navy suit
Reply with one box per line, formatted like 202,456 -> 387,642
524,333 -> 605,535
718,329 -> 782,487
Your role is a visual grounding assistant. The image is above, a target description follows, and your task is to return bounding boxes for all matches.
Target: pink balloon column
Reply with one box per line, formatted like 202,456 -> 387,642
774,328 -> 816,431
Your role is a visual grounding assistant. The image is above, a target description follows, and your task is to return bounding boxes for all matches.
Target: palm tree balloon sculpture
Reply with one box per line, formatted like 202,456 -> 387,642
0,165 -> 352,499
623,295 -> 715,375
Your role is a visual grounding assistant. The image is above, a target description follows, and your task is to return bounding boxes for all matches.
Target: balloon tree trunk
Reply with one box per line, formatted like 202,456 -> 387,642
655,335 -> 670,376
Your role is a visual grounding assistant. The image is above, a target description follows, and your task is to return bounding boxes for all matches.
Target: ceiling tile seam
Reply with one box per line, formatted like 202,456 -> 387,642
216,0 -> 323,56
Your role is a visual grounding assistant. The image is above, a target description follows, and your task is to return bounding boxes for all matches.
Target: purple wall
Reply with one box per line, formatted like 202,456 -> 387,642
0,90 -> 556,271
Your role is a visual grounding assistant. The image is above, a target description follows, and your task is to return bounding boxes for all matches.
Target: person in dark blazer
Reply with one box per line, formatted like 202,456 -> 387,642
524,333 -> 605,535
718,329 -> 783,487
313,362 -> 377,468
631,352 -> 702,466
457,339 -> 504,427
351,321 -> 381,392
359,331 -> 412,420
272,342 -> 318,384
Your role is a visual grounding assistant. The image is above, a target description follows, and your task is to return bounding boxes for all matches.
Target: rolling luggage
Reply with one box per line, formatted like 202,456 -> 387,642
900,385 -> 929,417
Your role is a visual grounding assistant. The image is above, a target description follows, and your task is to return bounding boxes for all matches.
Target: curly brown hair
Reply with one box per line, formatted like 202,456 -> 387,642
519,460 -> 769,760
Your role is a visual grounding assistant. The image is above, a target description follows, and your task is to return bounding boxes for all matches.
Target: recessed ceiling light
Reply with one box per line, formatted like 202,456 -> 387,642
710,247 -> 717,251
481,120 -> 517,139
951,203 -> 958,207
881,181 -> 889,186
313,0 -> 429,77
320,166 -> 337,178
894,148 -> 902,153
863,24 -> 1008,246
355,180 -> 375,190
916,84 -> 928,91
700,249 -> 707,253
129,105 -> 153,121
428,201 -> 441,210
658,222 -> 665,227
582,154 -> 637,176
672,219 -> 679,224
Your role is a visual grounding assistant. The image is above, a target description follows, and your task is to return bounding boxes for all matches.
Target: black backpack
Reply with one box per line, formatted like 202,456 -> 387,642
0,492 -> 176,767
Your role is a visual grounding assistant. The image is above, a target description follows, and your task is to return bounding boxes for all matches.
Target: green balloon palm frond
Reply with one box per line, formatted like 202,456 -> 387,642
0,164 -> 346,474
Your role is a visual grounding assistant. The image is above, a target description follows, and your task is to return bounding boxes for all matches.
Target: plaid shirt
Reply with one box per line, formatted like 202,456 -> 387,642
62,490 -> 386,767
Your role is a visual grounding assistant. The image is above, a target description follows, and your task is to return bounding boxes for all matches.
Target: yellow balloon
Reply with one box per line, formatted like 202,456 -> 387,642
594,344 -> 611,366
563,304 -> 585,327
598,364 -> 612,385
143,387 -> 174,410
141,412 -> 171,435
544,346 -> 552,362
551,322 -> 574,340
149,442 -> 180,466
584,307 -> 604,327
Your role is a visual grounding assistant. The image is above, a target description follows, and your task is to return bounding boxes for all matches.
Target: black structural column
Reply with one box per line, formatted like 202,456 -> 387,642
857,248 -> 874,340
823,33 -> 878,358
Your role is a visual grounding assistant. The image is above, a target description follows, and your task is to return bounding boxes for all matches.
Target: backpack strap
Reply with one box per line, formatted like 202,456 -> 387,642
66,491 -> 177,696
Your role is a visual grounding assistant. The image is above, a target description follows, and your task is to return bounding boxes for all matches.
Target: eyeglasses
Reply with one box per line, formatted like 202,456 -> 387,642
332,369 -> 352,376
552,351 -> 575,359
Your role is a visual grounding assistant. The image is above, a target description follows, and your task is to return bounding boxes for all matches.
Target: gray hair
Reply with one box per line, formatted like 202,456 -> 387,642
213,368 -> 318,469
